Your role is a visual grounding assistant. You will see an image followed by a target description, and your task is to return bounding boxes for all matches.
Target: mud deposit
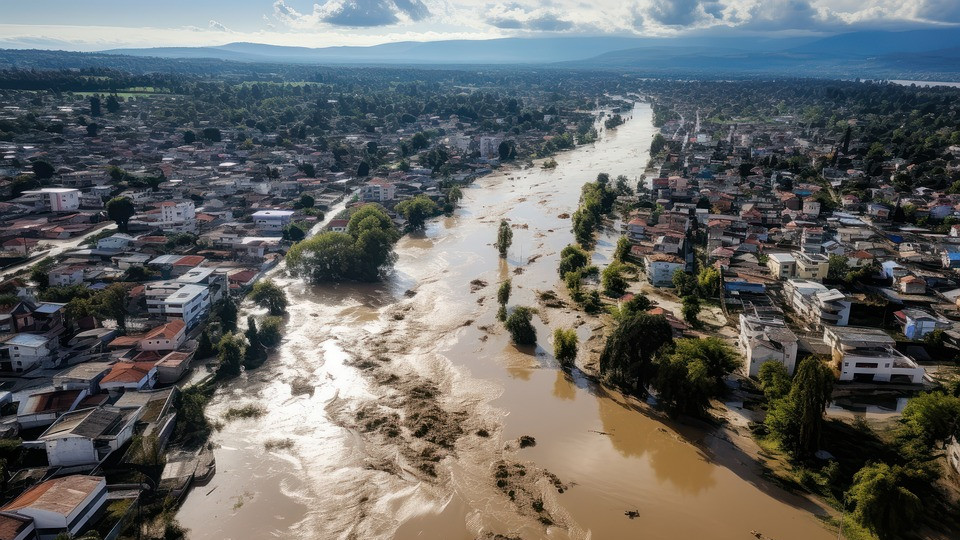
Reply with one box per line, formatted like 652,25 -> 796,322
177,103 -> 835,540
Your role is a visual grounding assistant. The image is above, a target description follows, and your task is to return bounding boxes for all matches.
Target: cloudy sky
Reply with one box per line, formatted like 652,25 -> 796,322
0,0 -> 957,50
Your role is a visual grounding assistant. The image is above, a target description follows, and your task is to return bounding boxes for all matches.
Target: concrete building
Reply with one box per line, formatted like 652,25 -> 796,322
823,326 -> 925,384
894,308 -> 950,340
21,188 -> 80,213
251,210 -> 294,233
479,136 -> 503,159
139,320 -> 186,352
785,279 -> 851,327
643,254 -> 685,287
158,200 -> 197,233
2,475 -> 106,540
360,179 -> 396,202
738,308 -> 798,376
800,227 -> 825,254
99,362 -> 157,391
48,265 -> 84,287
766,252 -> 797,279
795,252 -> 829,281
0,334 -> 54,373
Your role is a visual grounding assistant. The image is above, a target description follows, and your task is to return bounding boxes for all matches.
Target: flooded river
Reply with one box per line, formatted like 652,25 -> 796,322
177,103 -> 834,539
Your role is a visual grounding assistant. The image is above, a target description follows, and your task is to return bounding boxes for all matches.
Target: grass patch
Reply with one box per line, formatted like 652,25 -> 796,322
223,405 -> 266,421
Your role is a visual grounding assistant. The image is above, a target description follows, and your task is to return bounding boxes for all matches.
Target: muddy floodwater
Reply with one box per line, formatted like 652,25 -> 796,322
177,102 -> 835,539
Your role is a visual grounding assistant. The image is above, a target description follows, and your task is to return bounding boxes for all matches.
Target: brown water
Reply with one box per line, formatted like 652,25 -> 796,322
177,103 -> 835,540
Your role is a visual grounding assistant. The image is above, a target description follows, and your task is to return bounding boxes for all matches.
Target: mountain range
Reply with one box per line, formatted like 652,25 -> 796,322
3,28 -> 960,79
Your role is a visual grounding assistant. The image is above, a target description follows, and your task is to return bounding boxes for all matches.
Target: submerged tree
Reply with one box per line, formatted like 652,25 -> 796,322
504,306 -> 537,346
553,328 -> 578,367
496,220 -> 513,259
250,279 -> 288,316
848,462 -> 922,540
598,313 -> 673,394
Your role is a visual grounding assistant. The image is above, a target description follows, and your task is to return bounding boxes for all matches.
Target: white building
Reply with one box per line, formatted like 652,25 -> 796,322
785,279 -> 851,327
48,265 -> 84,287
823,326 -> 925,384
159,200 -> 197,233
795,252 -> 829,281
96,233 -> 136,251
251,210 -> 294,233
2,475 -> 107,540
360,179 -> 396,202
21,188 -> 81,212
1,333 -> 54,373
644,254 -> 685,287
739,310 -> 799,376
160,284 -> 210,328
39,407 -> 139,467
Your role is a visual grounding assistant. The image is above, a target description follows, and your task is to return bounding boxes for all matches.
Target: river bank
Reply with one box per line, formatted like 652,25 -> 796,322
177,102 -> 837,540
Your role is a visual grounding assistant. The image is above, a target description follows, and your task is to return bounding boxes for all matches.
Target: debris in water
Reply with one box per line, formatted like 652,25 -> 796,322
518,435 -> 536,448
476,428 -> 490,437
470,279 -> 488,292
625,510 -> 640,519
558,213 -> 570,219
404,289 -> 417,297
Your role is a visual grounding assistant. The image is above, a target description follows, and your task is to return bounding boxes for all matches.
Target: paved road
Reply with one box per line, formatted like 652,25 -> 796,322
1,222 -> 117,279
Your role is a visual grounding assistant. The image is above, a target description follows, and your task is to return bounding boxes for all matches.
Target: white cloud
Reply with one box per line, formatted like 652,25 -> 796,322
208,20 -> 230,32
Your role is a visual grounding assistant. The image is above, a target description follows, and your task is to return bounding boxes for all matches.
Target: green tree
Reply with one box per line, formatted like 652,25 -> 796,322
848,462 -> 922,540
202,127 -> 221,142
258,316 -> 283,348
615,293 -> 652,320
447,186 -> 463,207
553,328 -> 578,367
497,140 -> 516,161
86,123 -> 99,137
496,220 -> 513,259
497,279 -> 511,308
650,133 -> 666,154
598,313 -> 674,394
215,298 -> 239,333
96,283 -> 129,330
31,159 -> 55,180
357,161 -> 370,177
653,346 -> 714,417
613,236 -> 631,263
558,244 -> 588,276
696,267 -> 721,298
672,269 -> 697,297
244,316 -> 266,367
504,306 -> 537,346
250,279 -> 288,316
411,132 -> 429,151
105,94 -> 121,113
106,196 -> 135,233
89,96 -> 101,117
183,130 -> 196,144
766,356 -> 834,457
681,295 -> 701,326
299,193 -> 315,208
758,361 -> 791,400
196,329 -> 215,359
282,223 -> 307,242
827,254 -> 849,281
216,333 -> 245,378
601,261 -> 628,297
396,195 -> 439,230
897,391 -> 960,449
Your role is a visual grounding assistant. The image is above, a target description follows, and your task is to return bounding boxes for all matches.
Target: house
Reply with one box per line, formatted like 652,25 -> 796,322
899,275 -> 927,295
53,362 -> 113,393
47,265 -> 84,287
2,475 -> 107,540
327,219 -> 348,233
20,188 -> 81,213
823,326 -> 925,384
38,407 -> 139,467
140,320 -> 186,352
0,334 -> 54,373
99,361 -> 157,391
95,233 -> 136,251
2,237 -> 39,256
643,254 -> 685,287
159,284 -> 210,328
894,308 -> 950,340
738,309 -> 798,376
16,389 -> 108,429
360,179 -> 396,202
158,200 -> 197,232
156,351 -> 192,384
766,253 -> 796,279
251,210 -> 293,233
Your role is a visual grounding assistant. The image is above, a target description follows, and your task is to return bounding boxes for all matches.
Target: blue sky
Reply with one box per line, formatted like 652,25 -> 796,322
0,0 -> 958,50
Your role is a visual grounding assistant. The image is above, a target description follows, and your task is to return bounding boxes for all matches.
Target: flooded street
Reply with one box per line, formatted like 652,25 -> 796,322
177,103 -> 834,540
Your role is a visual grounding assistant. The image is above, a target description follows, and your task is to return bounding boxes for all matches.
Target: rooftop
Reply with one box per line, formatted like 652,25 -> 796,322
3,475 -> 103,516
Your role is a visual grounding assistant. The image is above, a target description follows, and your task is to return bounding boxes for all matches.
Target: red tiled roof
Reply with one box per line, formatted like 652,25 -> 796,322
173,255 -> 205,267
143,319 -> 185,341
101,362 -> 155,384
3,475 -> 103,515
